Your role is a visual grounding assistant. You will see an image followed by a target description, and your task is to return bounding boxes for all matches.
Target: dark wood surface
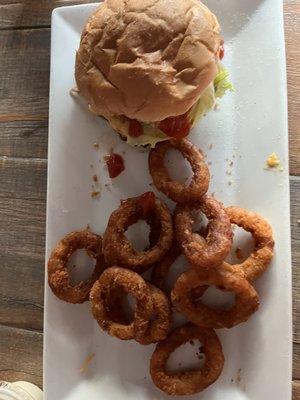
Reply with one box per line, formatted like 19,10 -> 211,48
0,0 -> 299,395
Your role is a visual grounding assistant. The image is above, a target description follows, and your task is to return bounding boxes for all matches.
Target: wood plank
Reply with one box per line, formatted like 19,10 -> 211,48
0,157 -> 47,201
0,1 -> 99,29
292,177 -> 300,387
284,1 -> 300,176
0,120 -> 48,159
293,380 -> 300,399
0,197 -> 45,331
0,155 -> 46,331
291,178 -> 300,344
0,324 -> 42,387
0,27 -> 50,158
0,152 -> 46,330
0,28 -> 50,118
294,342 -> 300,380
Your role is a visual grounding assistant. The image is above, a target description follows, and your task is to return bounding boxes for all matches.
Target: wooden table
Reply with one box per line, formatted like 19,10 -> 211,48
0,0 -> 299,396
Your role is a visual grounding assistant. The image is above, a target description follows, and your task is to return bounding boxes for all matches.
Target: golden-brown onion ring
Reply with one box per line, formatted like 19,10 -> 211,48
103,193 -> 173,273
48,229 -> 105,304
150,323 -> 224,396
90,267 -> 153,340
175,196 -> 233,270
149,139 -> 210,203
225,206 -> 274,282
171,267 -> 259,329
135,284 -> 172,345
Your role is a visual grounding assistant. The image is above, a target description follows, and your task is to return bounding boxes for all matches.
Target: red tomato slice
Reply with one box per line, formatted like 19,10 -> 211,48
157,113 -> 191,139
128,119 -> 143,137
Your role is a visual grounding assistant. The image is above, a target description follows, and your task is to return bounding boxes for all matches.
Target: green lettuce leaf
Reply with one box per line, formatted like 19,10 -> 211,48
188,83 -> 216,126
189,66 -> 234,125
214,66 -> 234,98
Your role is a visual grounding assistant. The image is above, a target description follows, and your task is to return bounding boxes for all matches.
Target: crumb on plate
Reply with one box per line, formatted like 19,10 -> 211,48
93,174 -> 98,183
266,153 -> 280,168
91,190 -> 100,198
69,87 -> 79,97
80,353 -> 95,374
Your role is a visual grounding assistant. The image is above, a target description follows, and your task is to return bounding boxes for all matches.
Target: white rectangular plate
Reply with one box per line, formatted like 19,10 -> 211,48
45,1 -> 292,399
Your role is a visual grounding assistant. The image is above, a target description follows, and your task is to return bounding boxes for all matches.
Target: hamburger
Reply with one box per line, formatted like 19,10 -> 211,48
75,0 -> 233,147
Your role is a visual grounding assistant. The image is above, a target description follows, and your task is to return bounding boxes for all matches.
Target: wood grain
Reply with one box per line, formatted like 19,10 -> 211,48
0,28 -> 50,118
284,0 -> 300,176
0,157 -> 47,200
0,120 -> 48,159
291,178 -> 300,345
294,342 -> 300,380
0,27 -> 50,158
293,381 -> 300,398
0,1 -> 99,29
0,197 -> 45,331
0,325 -> 43,388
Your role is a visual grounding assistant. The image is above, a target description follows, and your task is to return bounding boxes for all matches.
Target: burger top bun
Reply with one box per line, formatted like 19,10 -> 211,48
75,0 -> 221,122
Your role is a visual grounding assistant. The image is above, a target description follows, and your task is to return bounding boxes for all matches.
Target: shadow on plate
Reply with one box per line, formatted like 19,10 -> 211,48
206,0 -> 266,40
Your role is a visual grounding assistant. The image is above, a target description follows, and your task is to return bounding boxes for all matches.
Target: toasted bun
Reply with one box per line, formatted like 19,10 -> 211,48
75,0 -> 221,122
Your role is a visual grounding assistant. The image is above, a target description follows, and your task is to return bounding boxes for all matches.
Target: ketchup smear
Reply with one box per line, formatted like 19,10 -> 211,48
156,113 -> 191,139
128,119 -> 143,137
136,192 -> 156,218
106,153 -> 125,178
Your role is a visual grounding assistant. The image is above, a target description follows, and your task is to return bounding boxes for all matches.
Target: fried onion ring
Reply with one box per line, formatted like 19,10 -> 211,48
103,193 -> 173,273
151,244 -> 182,292
175,196 -> 233,269
150,323 -> 224,396
225,206 -> 274,282
135,284 -> 172,345
149,139 -> 210,203
90,267 -> 153,340
171,267 -> 259,329
48,229 -> 105,304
